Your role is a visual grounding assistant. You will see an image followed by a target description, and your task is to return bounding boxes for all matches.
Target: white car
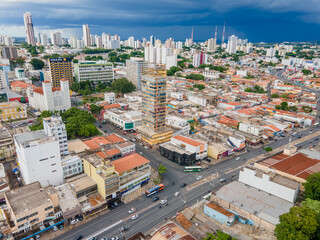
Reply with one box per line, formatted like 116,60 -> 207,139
128,208 -> 135,213
52,226 -> 58,232
236,157 -> 240,161
196,176 -> 202,181
174,192 -> 180,197
144,146 -> 148,149
131,214 -> 139,220
219,178 -> 226,183
70,219 -> 79,225
160,199 -> 168,205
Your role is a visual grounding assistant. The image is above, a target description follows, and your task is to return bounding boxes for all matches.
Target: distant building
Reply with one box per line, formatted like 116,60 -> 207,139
27,79 -> 71,112
1,46 -> 18,60
50,32 -> 62,46
23,12 -> 36,45
126,57 -> 146,91
49,58 -> 73,88
193,52 -> 208,67
74,60 -> 114,84
82,24 -> 91,47
14,131 -> 64,187
207,38 -> 216,52
104,92 -> 115,104
227,35 -> 238,54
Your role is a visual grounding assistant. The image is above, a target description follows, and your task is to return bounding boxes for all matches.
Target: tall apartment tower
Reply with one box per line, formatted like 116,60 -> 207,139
82,24 -> 91,47
227,35 -> 238,54
126,57 -> 146,91
137,64 -> 173,146
207,38 -> 216,52
43,116 -> 69,156
49,58 -> 73,88
23,12 -> 36,45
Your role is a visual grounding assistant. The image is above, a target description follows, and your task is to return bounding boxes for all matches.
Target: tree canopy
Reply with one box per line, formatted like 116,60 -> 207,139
303,173 -> 320,201
30,58 -> 45,70
185,74 -> 204,80
275,206 -> 319,240
89,104 -> 103,115
111,78 -> 136,95
158,164 -> 167,175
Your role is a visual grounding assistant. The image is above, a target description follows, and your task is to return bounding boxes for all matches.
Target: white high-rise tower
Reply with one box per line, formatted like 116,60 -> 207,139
23,12 -> 36,45
82,24 -> 91,47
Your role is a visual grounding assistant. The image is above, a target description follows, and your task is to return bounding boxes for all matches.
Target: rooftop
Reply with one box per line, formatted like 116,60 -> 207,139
14,130 -> 55,148
173,135 -> 205,147
55,184 -> 80,213
66,173 -> 97,193
5,182 -> 54,216
160,142 -> 194,156
111,153 -> 149,173
215,181 -> 294,225
150,221 -> 196,240
206,202 -> 235,218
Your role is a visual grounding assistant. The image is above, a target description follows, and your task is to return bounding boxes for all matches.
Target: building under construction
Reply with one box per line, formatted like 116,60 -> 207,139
137,64 -> 173,146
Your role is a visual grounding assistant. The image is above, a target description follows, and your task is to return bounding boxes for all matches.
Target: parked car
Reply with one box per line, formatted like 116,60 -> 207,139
35,235 -> 41,240
52,226 -> 58,232
161,199 -> 168,205
196,176 -> 202,180
236,157 -> 240,161
131,214 -> 139,220
59,224 -> 64,230
219,178 -> 226,183
180,183 -> 187,188
152,196 -> 160,202
70,219 -> 79,225
88,237 -> 98,240
111,237 -> 119,240
144,146 -> 148,149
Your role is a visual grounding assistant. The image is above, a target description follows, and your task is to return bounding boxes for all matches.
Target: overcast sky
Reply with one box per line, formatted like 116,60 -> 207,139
1,0 -> 320,42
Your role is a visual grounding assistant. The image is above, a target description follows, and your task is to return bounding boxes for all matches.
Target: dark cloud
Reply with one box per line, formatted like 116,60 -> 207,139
0,0 -> 319,41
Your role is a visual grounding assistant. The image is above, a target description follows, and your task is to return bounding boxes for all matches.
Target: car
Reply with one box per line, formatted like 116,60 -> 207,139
77,215 -> 84,221
35,235 -> 41,240
88,237 -> 98,240
99,125 -> 102,128
70,219 -> 79,225
196,176 -> 202,180
113,202 -> 118,207
180,183 -> 187,188
74,235 -> 83,240
19,182 -> 23,186
219,178 -> 226,183
52,226 -> 58,232
104,130 -> 108,133
161,199 -> 168,205
128,207 -> 135,213
111,237 -> 119,240
152,196 -> 160,202
59,224 -> 64,230
174,192 -> 180,197
139,143 -> 143,146
236,157 -> 240,161
131,214 -> 139,220
123,131 -> 127,134
139,152 -> 143,155
310,131 -> 313,134
292,132 -> 297,136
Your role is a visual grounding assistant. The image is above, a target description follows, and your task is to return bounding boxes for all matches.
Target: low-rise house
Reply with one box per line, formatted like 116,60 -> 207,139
171,135 -> 207,161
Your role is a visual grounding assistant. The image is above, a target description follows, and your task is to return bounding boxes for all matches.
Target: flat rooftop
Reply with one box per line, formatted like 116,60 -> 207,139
66,173 -> 97,193
5,182 -> 53,216
160,142 -> 194,155
215,181 -> 294,225
55,184 -> 80,213
257,152 -> 320,180
14,130 -> 55,147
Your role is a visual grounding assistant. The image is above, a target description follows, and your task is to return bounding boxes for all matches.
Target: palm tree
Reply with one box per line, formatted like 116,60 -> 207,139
16,107 -> 22,119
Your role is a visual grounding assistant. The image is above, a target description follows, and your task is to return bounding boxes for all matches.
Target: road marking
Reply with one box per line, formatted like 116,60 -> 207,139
85,220 -> 122,240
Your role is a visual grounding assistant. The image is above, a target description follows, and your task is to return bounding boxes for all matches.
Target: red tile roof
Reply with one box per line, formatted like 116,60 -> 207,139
83,136 -> 112,150
103,103 -> 121,110
259,153 -> 320,179
10,81 -> 35,89
173,135 -> 204,147
111,153 -> 149,173
105,134 -> 126,144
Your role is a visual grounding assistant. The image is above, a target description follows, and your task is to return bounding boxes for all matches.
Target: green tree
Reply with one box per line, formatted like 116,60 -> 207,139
188,64 -> 194,69
193,84 -> 205,90
15,58 -> 25,67
263,146 -> 273,153
89,104 -> 103,115
185,74 -> 204,80
302,106 -> 313,113
158,164 -> 167,175
303,173 -> 320,201
73,59 -> 79,63
30,58 -> 45,70
275,206 -> 319,240
271,93 -> 280,98
244,87 -> 253,92
111,78 -> 136,95
302,69 -> 312,75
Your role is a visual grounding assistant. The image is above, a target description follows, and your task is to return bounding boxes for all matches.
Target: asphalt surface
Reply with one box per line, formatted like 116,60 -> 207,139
55,119 -> 320,240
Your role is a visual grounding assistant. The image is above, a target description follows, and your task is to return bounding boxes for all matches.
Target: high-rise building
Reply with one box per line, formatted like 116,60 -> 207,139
50,32 -> 62,46
74,60 -> 114,84
266,48 -> 276,57
128,36 -> 135,48
126,57 -> 147,91
95,35 -> 102,48
82,24 -> 91,47
48,58 -> 73,88
193,52 -> 208,67
2,46 -> 18,59
166,55 -> 177,70
4,36 -> 14,46
23,12 -> 36,45
14,131 -> 64,187
137,64 -> 173,146
227,35 -> 238,54
40,33 -> 48,46
43,116 -> 69,156
207,38 -> 216,52
150,35 -> 155,46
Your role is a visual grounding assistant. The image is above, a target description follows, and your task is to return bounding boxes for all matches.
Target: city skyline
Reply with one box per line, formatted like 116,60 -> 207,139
0,0 -> 320,42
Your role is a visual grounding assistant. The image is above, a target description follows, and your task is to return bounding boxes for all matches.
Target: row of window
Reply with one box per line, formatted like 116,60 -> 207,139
17,211 -> 38,222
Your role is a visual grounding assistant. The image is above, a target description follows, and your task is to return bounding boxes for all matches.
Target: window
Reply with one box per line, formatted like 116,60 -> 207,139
45,206 -> 53,211
51,163 -> 56,166
52,170 -> 57,173
39,158 -> 48,161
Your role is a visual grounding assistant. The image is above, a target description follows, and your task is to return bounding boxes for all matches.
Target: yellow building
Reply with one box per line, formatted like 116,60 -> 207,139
83,154 -> 120,202
49,58 -> 73,88
208,143 -> 229,160
5,182 -> 58,234
0,101 -> 27,122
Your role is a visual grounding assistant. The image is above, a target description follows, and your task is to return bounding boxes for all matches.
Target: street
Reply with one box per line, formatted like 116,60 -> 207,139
55,121 -> 320,240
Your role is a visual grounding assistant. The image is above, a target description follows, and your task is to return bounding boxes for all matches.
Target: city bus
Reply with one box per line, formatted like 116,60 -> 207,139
145,184 -> 164,197
184,166 -> 202,172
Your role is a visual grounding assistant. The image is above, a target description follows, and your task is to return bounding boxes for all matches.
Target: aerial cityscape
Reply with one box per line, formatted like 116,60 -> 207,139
1,2 -> 320,240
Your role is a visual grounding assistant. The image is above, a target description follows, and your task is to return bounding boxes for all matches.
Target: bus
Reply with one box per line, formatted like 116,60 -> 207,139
145,184 -> 164,197
184,166 -> 202,172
